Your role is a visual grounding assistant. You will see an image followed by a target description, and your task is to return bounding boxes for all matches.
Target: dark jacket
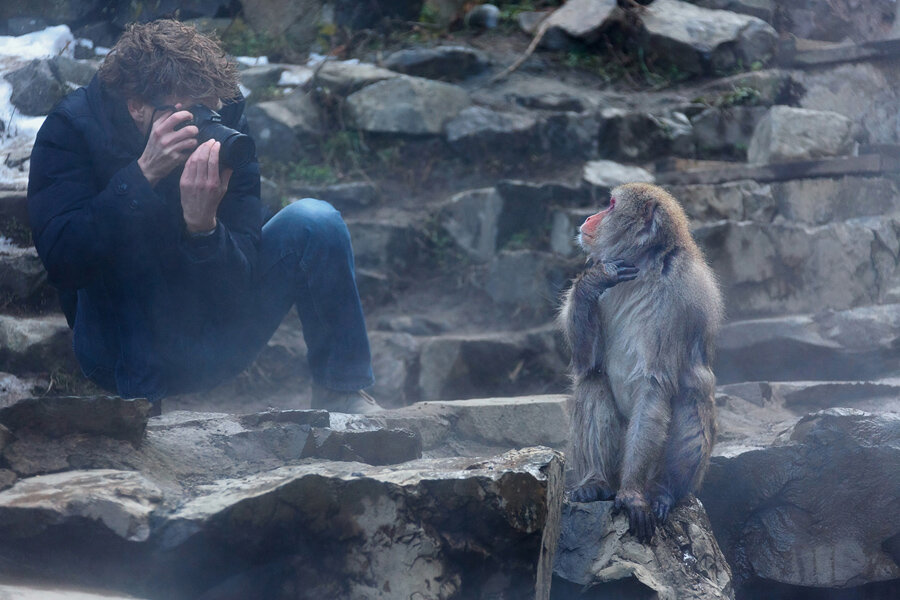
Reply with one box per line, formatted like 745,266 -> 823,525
27,75 -> 262,400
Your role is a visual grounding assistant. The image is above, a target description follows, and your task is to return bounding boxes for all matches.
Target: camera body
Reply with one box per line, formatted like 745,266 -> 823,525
177,104 -> 255,169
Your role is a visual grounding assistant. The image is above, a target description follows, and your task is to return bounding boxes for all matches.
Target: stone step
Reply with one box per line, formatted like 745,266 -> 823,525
0,240 -> 56,313
0,314 -> 75,376
716,304 -> 900,385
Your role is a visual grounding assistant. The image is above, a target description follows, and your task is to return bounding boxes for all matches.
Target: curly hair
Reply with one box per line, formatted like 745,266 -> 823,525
98,19 -> 240,104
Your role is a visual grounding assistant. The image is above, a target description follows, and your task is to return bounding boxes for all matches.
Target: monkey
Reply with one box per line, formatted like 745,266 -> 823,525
558,182 -> 723,542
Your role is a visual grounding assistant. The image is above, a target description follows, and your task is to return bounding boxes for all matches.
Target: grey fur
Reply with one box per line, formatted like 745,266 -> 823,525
558,183 -> 723,542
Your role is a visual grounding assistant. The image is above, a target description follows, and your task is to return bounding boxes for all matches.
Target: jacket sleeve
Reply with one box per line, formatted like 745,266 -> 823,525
177,109 -> 262,291
27,110 -> 170,289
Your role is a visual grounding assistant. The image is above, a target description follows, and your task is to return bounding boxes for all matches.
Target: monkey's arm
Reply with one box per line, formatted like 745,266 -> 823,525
561,260 -> 639,376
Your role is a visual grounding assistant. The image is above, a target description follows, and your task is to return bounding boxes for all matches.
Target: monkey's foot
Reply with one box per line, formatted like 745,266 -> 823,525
568,480 -> 615,503
652,492 -> 675,524
614,489 -> 655,543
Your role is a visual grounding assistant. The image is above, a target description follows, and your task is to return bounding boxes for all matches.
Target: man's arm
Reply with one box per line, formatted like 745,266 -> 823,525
27,110 -> 170,289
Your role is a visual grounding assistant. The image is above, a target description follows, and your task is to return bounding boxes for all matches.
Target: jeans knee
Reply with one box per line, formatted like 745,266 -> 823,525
266,198 -> 352,259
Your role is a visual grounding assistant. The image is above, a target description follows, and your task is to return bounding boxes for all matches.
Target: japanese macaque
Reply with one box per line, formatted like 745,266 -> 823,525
558,182 -> 723,542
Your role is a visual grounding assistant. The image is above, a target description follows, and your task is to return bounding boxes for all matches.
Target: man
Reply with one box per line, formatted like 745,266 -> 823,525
27,19 -> 379,414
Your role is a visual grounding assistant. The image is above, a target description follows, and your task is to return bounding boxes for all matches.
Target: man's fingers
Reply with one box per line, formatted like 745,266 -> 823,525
207,141 -> 221,180
220,167 -> 233,190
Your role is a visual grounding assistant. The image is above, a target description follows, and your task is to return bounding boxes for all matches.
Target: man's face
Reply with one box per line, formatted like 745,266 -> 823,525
127,94 -> 222,136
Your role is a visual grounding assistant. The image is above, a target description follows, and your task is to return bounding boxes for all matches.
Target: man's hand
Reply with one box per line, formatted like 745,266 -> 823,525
180,139 -> 233,233
137,106 -> 198,187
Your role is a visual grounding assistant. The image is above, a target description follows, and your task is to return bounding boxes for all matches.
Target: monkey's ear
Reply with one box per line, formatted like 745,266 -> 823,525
637,201 -> 661,244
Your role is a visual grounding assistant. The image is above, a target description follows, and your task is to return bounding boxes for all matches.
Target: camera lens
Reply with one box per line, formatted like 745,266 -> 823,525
218,131 -> 256,169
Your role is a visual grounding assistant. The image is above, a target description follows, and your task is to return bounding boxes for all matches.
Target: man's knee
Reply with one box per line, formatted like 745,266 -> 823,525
266,198 -> 352,252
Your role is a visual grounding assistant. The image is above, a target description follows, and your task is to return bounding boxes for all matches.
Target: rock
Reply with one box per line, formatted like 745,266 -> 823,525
694,218 -> 900,318
238,63 -> 286,90
747,105 -> 856,164
720,379 -> 900,417
285,181 -> 378,211
368,331 -> 422,407
696,69 -> 803,107
0,469 -> 15,492
0,396 -> 151,446
0,469 -> 163,542
536,110 -> 599,159
797,62 -> 900,145
495,179 -> 589,209
334,0 -> 425,29
314,60 -> 399,95
640,0 -> 778,75
482,250 -> 571,315
244,91 -> 323,160
599,107 -> 694,161
0,190 -> 29,225
777,0 -> 896,42
715,304 -> 900,384
445,106 -> 539,161
554,497 -> 734,600
517,11 -> 576,51
512,91 -> 586,112
0,242 -> 49,310
382,45 -> 489,81
543,0 -> 620,44
345,216 -> 420,273
0,314 -> 75,374
686,0 -> 775,23
0,583 -> 145,599
464,3 -> 500,29
0,372 -> 41,407
345,76 -> 471,135
551,208 -> 594,257
240,0 -> 326,55
438,187 -> 503,262
300,426 -> 422,465
417,326 -> 568,401
582,159 -> 656,190
0,448 -> 563,600
4,58 -> 69,116
691,105 -> 768,159
671,179 -> 774,223
701,409 -> 900,588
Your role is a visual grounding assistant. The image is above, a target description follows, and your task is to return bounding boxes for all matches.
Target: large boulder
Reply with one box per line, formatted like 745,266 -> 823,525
701,409 -> 900,589
715,304 -> 900,385
695,218 -> 900,318
691,105 -> 768,160
244,91 -> 324,160
0,447 -> 564,600
239,0 -> 326,55
345,76 -> 471,135
542,0 -> 621,44
554,497 -> 734,599
582,159 -> 655,191
747,105 -> 856,164
4,58 -> 70,116
686,0 -> 775,22
314,60 -> 399,95
0,242 -> 51,311
776,0 -> 898,42
639,0 -> 778,75
445,106 -> 539,161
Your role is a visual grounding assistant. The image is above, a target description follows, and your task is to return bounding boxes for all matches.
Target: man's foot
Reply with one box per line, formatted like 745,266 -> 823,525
310,385 -> 383,415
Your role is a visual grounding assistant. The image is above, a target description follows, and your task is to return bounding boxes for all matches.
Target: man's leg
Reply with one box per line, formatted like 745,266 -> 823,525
230,198 -> 376,409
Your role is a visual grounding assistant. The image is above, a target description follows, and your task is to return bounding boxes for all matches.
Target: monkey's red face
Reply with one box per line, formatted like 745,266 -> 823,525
580,197 -> 615,243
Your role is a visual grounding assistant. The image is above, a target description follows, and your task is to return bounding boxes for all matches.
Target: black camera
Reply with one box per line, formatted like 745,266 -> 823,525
176,104 -> 255,169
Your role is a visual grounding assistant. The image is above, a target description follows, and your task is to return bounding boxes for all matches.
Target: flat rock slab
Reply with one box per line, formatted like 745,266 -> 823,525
300,426 -> 423,465
701,409 -> 900,589
345,76 -> 471,135
0,448 -> 564,600
554,497 -> 734,600
0,396 -> 150,444
0,469 -> 162,542
715,304 -> 900,384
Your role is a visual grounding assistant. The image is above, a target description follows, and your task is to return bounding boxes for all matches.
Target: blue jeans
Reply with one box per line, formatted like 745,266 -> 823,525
211,198 -> 375,392
82,198 -> 374,397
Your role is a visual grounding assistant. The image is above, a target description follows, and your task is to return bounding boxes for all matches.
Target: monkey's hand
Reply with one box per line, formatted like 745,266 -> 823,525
615,489 -> 656,543
577,259 -> 639,299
